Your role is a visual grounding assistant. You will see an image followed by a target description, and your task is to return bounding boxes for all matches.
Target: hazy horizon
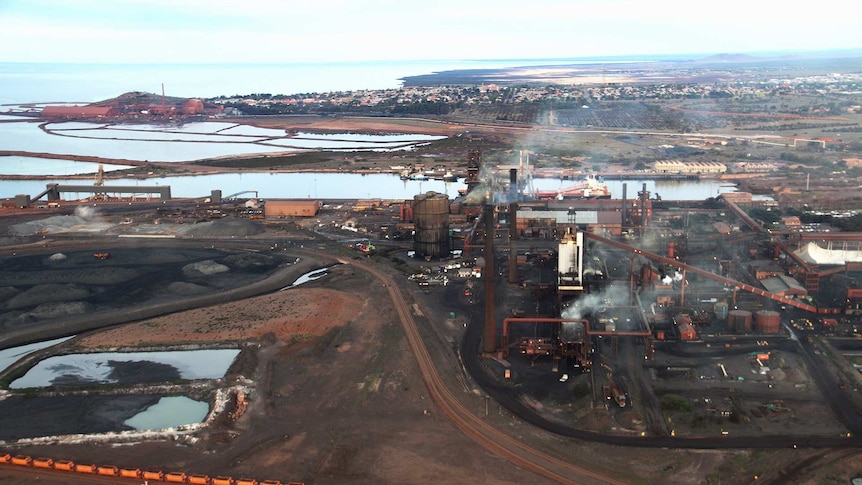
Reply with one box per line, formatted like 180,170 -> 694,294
2,0 -> 860,64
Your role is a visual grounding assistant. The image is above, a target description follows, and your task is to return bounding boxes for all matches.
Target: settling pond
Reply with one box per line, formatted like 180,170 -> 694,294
0,349 -> 239,439
10,349 -> 240,388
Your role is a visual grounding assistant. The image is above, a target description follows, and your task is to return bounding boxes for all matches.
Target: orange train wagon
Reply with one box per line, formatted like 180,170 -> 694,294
97,465 -> 119,476
55,460 -> 75,471
165,471 -> 188,483
142,470 -> 165,481
120,468 -> 142,478
235,479 -> 258,485
33,457 -> 54,469
188,474 -> 211,485
74,463 -> 97,474
0,453 -> 11,464
10,455 -> 32,466
212,477 -> 235,485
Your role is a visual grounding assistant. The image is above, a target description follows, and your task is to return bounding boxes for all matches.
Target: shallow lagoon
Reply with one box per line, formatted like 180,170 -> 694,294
10,348 -> 240,388
124,396 -> 209,430
0,155 -> 134,175
0,336 -> 74,374
0,120 -> 446,162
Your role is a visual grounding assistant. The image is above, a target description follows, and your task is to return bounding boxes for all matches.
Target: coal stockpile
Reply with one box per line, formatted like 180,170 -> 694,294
0,394 -> 161,440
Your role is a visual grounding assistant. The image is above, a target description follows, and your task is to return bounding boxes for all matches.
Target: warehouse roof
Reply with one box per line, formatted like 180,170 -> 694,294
41,106 -> 113,118
760,274 -> 807,296
795,242 -> 862,265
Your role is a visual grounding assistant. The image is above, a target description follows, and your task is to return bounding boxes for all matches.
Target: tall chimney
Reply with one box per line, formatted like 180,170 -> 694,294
508,168 -> 518,241
641,183 -> 648,236
621,183 -> 628,230
507,168 -> 519,284
483,204 -> 497,354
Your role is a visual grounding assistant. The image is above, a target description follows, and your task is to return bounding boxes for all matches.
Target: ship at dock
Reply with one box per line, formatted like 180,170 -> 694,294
535,175 -> 611,200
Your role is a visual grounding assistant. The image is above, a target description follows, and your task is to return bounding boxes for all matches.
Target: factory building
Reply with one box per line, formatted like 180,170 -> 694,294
674,314 -> 697,340
264,199 -> 320,218
654,160 -> 727,174
516,209 -> 623,237
759,274 -> 808,298
41,106 -> 113,119
846,288 -> 862,315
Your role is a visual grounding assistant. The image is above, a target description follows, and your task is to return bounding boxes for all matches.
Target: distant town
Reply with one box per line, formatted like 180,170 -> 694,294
209,73 -> 862,118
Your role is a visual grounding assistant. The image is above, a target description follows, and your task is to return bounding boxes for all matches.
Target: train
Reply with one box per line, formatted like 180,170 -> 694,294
0,453 -> 301,485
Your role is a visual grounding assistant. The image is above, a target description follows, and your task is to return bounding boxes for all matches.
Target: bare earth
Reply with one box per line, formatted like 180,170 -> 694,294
43,262 -> 553,485
76,287 -> 362,347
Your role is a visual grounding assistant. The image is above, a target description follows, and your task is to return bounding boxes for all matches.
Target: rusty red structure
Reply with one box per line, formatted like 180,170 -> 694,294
581,231 -> 846,314
501,314 -> 654,369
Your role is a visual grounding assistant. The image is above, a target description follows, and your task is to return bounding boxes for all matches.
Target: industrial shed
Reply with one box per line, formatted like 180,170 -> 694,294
264,199 -> 320,218
760,274 -> 808,298
41,106 -> 113,118
673,313 -> 698,340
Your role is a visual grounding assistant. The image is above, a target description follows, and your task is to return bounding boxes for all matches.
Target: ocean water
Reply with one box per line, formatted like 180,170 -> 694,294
0,58 -> 646,105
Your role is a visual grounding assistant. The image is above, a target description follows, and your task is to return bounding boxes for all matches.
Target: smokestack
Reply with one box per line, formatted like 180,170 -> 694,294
508,242 -> 518,284
507,172 -> 519,284
641,183 -> 648,235
508,168 -> 518,239
483,204 -> 497,354
621,183 -> 627,230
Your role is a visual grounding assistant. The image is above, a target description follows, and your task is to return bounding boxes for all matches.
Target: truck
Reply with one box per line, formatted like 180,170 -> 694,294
610,384 -> 627,408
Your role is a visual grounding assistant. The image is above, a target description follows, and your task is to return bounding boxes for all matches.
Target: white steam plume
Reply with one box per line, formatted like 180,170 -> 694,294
561,284 -> 630,321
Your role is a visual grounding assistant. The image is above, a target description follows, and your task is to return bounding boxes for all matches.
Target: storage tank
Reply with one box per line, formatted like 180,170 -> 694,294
755,310 -> 781,334
714,301 -> 729,320
413,191 -> 450,258
727,310 -> 752,333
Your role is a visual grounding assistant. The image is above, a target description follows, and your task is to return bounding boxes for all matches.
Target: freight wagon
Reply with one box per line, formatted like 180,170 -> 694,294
0,453 -> 299,484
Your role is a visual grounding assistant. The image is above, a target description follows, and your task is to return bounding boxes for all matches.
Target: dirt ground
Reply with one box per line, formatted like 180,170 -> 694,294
2,241 -> 862,484
1,250 -> 557,485
75,284 -> 362,347
2,208 -> 861,483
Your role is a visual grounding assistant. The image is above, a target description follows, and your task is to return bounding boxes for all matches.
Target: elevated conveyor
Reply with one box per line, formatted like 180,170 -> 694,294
582,231 -> 826,313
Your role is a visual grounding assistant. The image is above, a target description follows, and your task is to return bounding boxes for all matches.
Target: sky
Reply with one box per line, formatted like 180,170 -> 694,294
0,0 -> 861,64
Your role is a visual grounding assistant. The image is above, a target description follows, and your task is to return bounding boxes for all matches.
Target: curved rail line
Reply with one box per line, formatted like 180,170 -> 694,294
1,239 -> 619,483
339,256 -> 626,485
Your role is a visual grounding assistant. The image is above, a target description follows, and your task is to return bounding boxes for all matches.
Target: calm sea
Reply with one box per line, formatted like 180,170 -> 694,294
0,58 -> 631,104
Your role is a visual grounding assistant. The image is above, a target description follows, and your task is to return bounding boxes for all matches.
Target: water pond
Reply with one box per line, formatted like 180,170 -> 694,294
124,396 -> 209,430
10,348 -> 240,389
0,336 -> 74,374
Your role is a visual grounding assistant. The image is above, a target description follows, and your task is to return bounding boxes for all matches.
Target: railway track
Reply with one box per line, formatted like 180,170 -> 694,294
341,256 -> 627,485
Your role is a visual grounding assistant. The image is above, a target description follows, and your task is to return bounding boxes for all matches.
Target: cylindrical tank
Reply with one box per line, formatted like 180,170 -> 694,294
413,191 -> 450,258
755,310 -> 781,334
714,302 -> 729,320
728,310 -> 752,333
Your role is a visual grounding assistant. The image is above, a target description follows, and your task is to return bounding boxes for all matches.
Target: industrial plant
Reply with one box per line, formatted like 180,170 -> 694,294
2,146 -> 862,484
392,148 -> 862,445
